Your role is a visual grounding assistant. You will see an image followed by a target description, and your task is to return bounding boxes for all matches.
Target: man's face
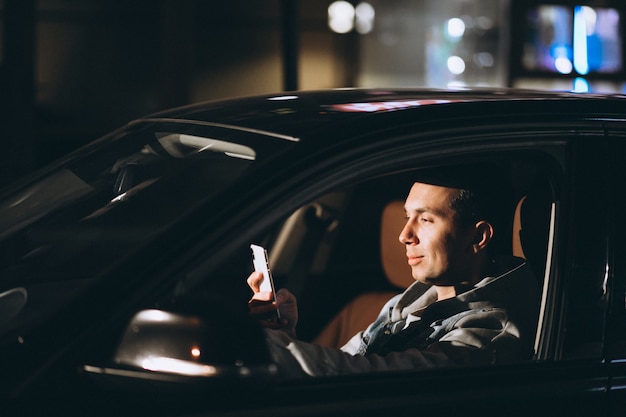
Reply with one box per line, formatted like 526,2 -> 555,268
399,182 -> 476,286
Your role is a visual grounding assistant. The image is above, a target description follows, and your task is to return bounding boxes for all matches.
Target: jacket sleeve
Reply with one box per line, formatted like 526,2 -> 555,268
264,329 -> 448,378
432,308 -> 526,365
264,307 -> 525,378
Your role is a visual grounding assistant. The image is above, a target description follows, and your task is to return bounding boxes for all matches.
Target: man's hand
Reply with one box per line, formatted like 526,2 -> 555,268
247,271 -> 298,338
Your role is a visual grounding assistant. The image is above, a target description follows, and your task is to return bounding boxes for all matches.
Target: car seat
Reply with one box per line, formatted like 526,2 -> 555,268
512,183 -> 552,283
512,181 -> 553,357
313,200 -> 415,348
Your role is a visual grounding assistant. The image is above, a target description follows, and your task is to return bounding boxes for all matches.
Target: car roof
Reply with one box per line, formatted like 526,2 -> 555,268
140,88 -> 626,141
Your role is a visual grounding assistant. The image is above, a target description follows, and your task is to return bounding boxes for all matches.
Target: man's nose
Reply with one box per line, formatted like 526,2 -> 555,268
399,221 -> 417,245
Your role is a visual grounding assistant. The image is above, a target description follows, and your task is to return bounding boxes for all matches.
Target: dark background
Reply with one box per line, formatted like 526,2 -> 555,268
0,0 -> 623,187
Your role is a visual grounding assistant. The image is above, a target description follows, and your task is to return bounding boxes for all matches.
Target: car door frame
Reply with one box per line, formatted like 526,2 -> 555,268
171,118 -> 613,416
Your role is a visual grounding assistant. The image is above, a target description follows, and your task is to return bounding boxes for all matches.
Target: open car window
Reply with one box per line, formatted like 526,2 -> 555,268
263,158 -> 558,354
171,151 -> 561,381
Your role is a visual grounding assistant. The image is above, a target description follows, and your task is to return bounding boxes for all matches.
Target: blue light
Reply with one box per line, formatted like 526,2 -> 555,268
573,6 -> 590,75
573,77 -> 590,92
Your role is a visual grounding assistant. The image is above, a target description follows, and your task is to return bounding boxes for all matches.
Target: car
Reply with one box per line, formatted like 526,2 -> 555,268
1,88 -> 625,416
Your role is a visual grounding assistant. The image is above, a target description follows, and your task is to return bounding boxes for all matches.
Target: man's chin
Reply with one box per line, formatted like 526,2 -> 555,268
415,276 -> 436,286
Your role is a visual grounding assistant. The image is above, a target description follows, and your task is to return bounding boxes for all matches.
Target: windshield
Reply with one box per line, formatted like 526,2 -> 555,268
0,121 -> 290,338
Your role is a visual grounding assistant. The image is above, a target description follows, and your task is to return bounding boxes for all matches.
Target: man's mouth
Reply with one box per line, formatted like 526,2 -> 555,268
407,255 -> 422,266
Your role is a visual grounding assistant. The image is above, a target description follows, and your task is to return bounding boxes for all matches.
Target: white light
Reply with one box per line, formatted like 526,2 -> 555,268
581,6 -> 597,35
141,356 -> 218,377
447,56 -> 466,75
355,2 -> 375,34
447,18 -> 465,38
268,95 -> 298,101
447,80 -> 467,88
136,309 -> 172,322
555,56 -> 573,74
328,1 -> 355,34
552,45 -> 572,74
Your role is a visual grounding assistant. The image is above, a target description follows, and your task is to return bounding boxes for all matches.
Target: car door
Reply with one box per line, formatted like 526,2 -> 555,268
221,124 -> 612,417
151,121 -> 612,416
606,125 -> 626,415
534,127 -> 611,415
25,116 -> 613,416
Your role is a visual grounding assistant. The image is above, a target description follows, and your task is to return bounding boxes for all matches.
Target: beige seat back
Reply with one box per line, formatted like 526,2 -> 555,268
512,189 -> 551,282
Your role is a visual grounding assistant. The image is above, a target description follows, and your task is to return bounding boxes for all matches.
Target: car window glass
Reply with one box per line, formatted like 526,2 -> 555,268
0,125 -> 262,339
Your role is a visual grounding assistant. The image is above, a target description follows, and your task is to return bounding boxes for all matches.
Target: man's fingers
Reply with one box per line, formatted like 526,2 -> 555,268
247,271 -> 264,292
248,298 -> 277,312
249,291 -> 274,302
248,299 -> 282,326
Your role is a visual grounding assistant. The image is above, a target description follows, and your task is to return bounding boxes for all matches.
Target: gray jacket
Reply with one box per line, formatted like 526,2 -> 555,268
266,258 -> 540,377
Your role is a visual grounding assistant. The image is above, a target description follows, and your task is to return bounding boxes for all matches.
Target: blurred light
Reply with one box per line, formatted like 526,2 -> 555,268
573,6 -> 591,75
268,95 -> 298,101
141,356 -> 218,376
476,16 -> 494,30
581,6 -> 597,35
474,52 -> 494,68
355,2 -> 375,34
328,1 -> 355,34
448,80 -> 467,88
555,56 -> 573,74
552,45 -> 572,74
327,99 -> 458,113
191,347 -> 201,358
447,18 -> 465,38
447,56 -> 466,75
137,309 -> 172,322
573,77 -> 590,92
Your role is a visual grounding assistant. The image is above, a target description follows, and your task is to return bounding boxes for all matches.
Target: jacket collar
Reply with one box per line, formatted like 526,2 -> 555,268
391,257 -> 531,323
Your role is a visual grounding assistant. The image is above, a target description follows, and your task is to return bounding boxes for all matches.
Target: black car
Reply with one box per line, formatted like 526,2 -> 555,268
1,88 -> 625,416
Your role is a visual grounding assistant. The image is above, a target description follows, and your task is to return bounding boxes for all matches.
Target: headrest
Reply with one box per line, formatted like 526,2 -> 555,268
512,189 -> 551,281
380,200 -> 415,289
512,196 -> 527,259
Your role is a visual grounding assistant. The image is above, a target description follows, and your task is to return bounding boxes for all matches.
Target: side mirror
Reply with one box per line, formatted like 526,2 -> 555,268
83,299 -> 277,390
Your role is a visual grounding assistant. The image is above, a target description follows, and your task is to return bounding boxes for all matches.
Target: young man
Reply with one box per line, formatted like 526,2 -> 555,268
248,171 -> 540,377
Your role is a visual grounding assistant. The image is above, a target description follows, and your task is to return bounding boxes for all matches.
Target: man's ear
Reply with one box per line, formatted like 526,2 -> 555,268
472,221 -> 494,251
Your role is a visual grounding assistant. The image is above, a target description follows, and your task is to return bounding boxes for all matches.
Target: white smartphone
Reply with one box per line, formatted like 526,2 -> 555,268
250,244 -> 281,320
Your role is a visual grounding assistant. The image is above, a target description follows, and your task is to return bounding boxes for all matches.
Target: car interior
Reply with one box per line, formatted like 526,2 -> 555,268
238,154 -> 556,358
73,148 -> 560,385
